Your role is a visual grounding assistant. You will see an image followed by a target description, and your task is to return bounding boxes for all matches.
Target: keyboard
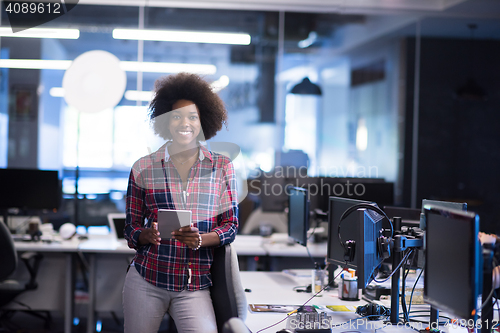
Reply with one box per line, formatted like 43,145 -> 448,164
286,312 -> 332,332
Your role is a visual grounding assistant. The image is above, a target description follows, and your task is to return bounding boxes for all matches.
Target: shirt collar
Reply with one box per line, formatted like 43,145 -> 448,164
157,141 -> 213,165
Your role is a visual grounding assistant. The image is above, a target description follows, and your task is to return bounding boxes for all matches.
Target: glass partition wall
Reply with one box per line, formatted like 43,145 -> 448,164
1,2 -> 499,228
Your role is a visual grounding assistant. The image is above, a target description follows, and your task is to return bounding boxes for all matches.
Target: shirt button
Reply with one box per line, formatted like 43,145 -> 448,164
186,193 -> 190,196
188,262 -> 192,266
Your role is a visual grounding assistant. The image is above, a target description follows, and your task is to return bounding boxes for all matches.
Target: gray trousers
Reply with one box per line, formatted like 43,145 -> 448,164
123,267 -> 218,333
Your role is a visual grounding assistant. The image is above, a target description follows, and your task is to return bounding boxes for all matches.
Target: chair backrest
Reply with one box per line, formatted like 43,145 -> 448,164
0,220 -> 18,281
107,213 -> 126,241
210,243 -> 247,333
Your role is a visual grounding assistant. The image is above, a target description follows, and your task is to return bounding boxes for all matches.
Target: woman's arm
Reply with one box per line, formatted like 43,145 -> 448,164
210,160 -> 239,246
125,165 -> 160,248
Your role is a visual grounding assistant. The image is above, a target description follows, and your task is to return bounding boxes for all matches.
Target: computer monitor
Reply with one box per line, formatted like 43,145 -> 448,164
320,178 -> 394,208
258,172 -> 291,212
327,196 -> 374,268
383,206 -> 421,228
420,199 -> 467,230
107,213 -> 126,242
423,204 -> 480,321
287,186 -> 309,246
358,208 -> 386,288
327,197 -> 372,285
0,168 -> 61,211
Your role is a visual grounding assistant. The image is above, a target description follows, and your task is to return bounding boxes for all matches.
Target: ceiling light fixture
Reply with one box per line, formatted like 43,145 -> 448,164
120,61 -> 216,74
112,28 -> 251,45
211,75 -> 230,92
49,87 -> 65,97
290,77 -> 322,95
0,59 -> 217,74
124,90 -> 153,102
0,59 -> 72,70
0,27 -> 80,39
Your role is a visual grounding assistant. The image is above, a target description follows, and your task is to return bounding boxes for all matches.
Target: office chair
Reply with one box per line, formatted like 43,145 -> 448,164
0,220 -> 44,329
241,207 -> 287,235
222,317 -> 251,333
210,243 -> 248,333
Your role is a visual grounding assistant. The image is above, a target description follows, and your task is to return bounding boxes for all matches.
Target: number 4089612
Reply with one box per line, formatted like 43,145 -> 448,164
4,2 -> 62,15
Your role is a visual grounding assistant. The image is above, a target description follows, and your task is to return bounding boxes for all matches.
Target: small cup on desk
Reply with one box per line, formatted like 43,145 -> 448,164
339,271 -> 359,301
312,268 -> 326,293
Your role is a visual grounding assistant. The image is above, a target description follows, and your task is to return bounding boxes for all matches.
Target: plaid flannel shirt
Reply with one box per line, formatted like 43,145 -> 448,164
124,143 -> 238,291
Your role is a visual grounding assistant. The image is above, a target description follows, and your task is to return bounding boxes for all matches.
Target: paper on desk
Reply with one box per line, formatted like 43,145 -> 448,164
249,304 -> 316,313
326,305 -> 357,312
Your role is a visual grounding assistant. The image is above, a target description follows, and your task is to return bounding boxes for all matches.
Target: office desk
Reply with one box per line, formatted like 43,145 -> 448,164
233,234 -> 328,271
79,238 -> 134,333
263,241 -> 327,271
239,271 -> 467,333
233,235 -> 267,270
240,271 -> 365,332
12,238 -> 80,333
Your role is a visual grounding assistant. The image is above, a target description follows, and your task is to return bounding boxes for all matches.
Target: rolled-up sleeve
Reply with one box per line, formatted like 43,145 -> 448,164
212,160 -> 238,246
125,163 -> 146,249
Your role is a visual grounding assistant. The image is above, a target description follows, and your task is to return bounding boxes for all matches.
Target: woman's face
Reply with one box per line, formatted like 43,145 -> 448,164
168,99 -> 202,147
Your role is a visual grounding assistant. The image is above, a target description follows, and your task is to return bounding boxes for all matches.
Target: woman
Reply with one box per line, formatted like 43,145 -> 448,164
123,73 -> 238,333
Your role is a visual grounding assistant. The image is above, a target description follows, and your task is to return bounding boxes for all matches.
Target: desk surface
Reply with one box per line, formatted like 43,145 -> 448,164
14,237 -> 81,252
234,234 -> 328,258
14,233 -> 327,258
239,271 -> 468,333
240,271 -> 365,332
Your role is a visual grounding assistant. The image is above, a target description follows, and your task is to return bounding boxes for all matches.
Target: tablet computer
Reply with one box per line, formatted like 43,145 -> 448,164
157,209 -> 192,240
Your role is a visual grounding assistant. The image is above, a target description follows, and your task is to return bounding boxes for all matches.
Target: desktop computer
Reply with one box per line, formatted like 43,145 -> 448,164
287,186 -> 310,247
423,204 -> 480,322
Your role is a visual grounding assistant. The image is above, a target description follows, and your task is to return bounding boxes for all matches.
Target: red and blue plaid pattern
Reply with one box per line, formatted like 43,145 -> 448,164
125,143 -> 238,291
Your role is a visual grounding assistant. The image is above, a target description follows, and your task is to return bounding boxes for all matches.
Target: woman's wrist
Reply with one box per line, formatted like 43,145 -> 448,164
192,233 -> 202,250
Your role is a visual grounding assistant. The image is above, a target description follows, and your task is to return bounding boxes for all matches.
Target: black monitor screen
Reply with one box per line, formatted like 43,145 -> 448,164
113,218 -> 126,239
424,205 -> 480,320
287,186 -> 309,246
326,196 -> 373,268
420,199 -> 467,230
0,168 -> 61,211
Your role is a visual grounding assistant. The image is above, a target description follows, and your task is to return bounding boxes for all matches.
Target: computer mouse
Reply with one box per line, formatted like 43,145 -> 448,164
276,329 -> 293,333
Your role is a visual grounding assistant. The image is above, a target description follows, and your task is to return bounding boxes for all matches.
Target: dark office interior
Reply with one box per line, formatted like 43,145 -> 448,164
1,0 -> 500,332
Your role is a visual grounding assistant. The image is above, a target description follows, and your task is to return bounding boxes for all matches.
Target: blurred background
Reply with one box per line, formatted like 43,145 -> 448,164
1,0 -> 499,233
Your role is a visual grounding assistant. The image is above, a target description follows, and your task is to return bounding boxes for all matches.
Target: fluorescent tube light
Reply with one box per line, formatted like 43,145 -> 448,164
120,61 -> 216,74
0,28 -> 80,39
124,90 -> 153,102
0,59 -> 72,70
211,75 -> 230,92
113,29 -> 251,45
0,59 -> 216,74
49,87 -> 65,97
125,75 -> 229,102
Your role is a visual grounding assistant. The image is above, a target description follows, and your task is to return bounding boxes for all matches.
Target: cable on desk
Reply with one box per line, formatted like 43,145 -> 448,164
401,249 -> 416,323
372,249 -> 414,284
305,245 -> 316,266
255,265 -> 347,333
481,262 -> 498,310
407,264 -> 425,316
293,285 -> 311,293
